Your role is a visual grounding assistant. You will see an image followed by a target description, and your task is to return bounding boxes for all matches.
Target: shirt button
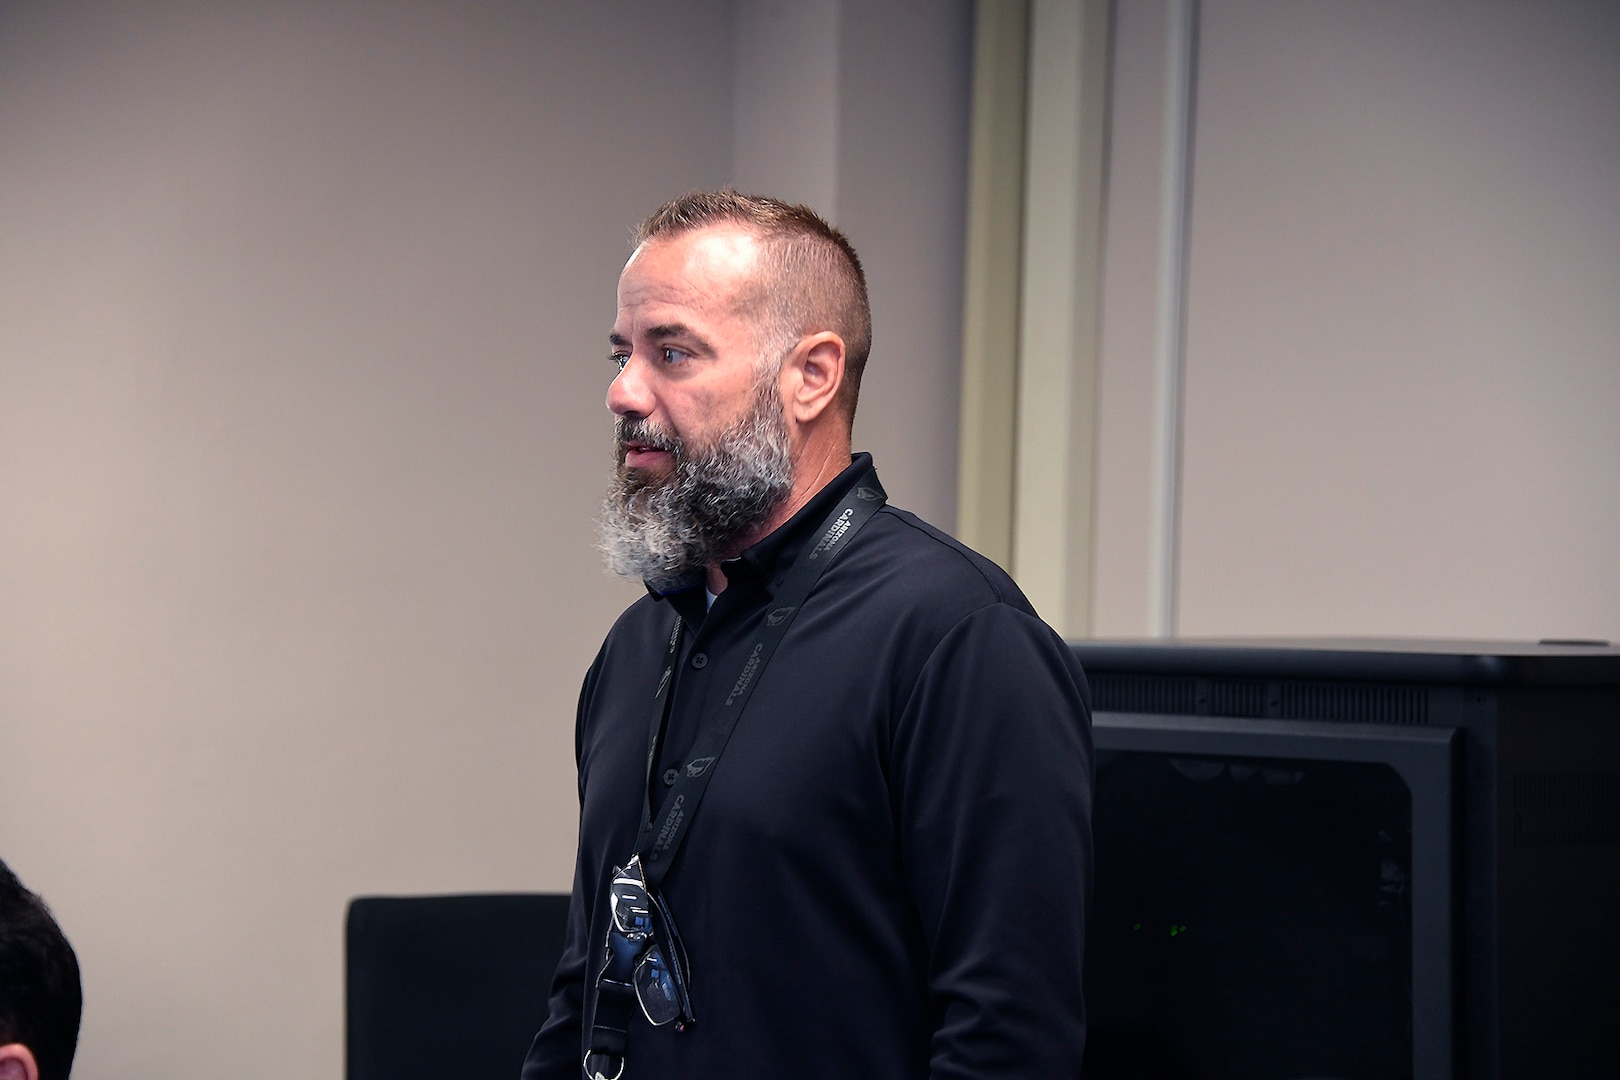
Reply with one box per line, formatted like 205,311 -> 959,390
690,652 -> 708,669
662,768 -> 679,786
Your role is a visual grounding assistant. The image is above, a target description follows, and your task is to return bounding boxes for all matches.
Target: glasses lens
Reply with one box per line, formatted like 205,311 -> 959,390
634,943 -> 683,1026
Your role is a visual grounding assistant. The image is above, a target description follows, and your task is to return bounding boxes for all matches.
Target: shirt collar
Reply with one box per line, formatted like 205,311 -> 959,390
720,452 -> 876,590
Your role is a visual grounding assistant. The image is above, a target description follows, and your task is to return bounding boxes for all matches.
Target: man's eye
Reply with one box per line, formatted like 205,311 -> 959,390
610,352 -> 629,372
660,347 -> 689,365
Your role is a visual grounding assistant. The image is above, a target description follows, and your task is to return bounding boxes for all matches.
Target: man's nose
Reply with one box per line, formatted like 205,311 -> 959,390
606,354 -> 653,418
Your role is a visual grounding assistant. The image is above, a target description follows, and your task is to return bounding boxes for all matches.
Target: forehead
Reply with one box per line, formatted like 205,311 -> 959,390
615,225 -> 763,324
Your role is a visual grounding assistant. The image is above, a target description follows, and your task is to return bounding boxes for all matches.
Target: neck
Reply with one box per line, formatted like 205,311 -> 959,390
706,439 -> 853,595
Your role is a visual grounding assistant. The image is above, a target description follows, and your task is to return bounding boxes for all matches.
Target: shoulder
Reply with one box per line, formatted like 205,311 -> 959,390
808,502 -> 1077,705
845,503 -> 1037,617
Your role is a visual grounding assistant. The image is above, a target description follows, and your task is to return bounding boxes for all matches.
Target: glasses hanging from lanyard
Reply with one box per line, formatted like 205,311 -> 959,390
611,854 -> 692,1026
585,855 -> 695,1080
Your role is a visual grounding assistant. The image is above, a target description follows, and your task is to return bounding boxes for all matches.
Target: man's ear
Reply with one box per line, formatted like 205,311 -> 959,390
782,331 -> 846,425
0,1043 -> 40,1080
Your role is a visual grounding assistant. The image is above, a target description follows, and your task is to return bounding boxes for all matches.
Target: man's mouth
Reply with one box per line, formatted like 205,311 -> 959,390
622,442 -> 672,467
617,422 -> 680,470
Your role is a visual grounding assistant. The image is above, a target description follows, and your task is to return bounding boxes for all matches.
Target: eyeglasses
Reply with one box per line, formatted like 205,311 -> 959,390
587,855 -> 695,1080
606,854 -> 694,1027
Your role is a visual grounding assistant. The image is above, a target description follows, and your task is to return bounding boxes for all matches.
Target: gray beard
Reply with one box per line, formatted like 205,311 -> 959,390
596,381 -> 794,593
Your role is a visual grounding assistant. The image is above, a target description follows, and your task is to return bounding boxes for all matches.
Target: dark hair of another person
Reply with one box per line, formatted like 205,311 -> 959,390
0,859 -> 82,1080
633,189 -> 873,423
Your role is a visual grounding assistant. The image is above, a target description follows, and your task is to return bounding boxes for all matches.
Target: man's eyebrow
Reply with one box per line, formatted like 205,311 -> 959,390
646,322 -> 703,345
609,323 -> 716,355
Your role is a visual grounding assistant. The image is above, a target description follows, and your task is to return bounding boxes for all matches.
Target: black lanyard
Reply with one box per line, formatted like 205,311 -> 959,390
631,467 -> 886,890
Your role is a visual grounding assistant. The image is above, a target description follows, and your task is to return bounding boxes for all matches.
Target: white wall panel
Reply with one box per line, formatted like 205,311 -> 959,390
1097,0 -> 1620,641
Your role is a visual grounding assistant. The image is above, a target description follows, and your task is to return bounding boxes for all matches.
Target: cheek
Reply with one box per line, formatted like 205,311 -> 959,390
667,372 -> 762,444
664,394 -> 719,441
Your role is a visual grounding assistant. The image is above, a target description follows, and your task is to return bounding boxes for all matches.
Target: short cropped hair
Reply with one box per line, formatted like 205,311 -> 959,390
633,189 -> 873,423
0,859 -> 82,1080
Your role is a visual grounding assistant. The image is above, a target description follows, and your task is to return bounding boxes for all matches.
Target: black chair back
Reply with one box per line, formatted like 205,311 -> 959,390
346,892 -> 570,1080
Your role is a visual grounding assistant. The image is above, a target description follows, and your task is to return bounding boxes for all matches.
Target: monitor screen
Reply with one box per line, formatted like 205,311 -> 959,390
1085,751 -> 1413,1080
1081,713 -> 1457,1080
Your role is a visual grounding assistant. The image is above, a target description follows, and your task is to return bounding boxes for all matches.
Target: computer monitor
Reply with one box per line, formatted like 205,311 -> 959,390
1071,638 -> 1620,1080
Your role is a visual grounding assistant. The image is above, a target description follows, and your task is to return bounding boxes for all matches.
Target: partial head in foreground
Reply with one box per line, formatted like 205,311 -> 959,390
597,190 -> 872,591
0,859 -> 82,1080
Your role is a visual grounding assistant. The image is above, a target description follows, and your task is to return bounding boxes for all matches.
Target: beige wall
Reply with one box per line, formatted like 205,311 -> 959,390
0,2 -> 969,1077
1092,0 -> 1620,641
732,0 -> 973,528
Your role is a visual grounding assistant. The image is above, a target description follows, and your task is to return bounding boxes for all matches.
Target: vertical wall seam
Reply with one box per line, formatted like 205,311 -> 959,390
1149,0 -> 1198,637
1014,0 -> 1111,636
1014,0 -> 1086,630
956,0 -> 1030,570
1069,0 -> 1114,637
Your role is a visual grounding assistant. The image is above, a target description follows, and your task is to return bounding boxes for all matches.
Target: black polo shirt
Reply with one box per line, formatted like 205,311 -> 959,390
524,453 -> 1093,1079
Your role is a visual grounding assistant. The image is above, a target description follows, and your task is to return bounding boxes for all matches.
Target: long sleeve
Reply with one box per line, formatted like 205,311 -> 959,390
521,655 -> 609,1080
890,603 -> 1094,1077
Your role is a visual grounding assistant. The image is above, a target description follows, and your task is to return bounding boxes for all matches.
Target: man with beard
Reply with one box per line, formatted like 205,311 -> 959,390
522,191 -> 1093,1080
